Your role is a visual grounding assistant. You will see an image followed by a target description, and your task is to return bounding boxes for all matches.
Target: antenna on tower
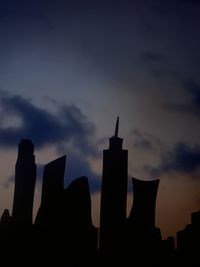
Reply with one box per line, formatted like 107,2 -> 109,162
114,116 -> 119,137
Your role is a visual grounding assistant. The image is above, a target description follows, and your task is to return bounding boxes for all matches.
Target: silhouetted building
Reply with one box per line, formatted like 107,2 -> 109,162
35,175 -> 97,264
12,139 -> 36,225
191,210 -> 200,226
0,209 -> 11,225
61,177 -> 98,256
35,155 -> 66,226
128,177 -> 161,257
162,236 -> 175,251
62,177 -> 95,229
177,210 -> 200,265
129,177 -> 159,228
0,129 -> 198,266
99,117 -> 128,254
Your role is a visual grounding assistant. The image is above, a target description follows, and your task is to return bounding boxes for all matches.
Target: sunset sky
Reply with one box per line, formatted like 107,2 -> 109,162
0,0 -> 200,240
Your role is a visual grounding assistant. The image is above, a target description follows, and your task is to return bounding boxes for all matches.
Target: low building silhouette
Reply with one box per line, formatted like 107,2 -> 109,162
129,177 -> 160,228
127,177 -> 162,263
162,236 -> 175,251
0,209 -> 11,225
177,210 -> 200,265
61,177 -> 98,258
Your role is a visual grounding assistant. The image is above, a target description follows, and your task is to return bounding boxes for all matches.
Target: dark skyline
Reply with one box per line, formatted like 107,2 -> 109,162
0,135 -> 199,266
0,0 -> 199,240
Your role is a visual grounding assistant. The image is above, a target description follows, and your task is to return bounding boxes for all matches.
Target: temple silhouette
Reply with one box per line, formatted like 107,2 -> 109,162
0,119 -> 199,266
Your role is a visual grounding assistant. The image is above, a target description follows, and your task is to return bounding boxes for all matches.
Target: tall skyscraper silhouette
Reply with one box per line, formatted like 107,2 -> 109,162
99,117 -> 128,254
35,155 -> 66,226
12,139 -> 36,225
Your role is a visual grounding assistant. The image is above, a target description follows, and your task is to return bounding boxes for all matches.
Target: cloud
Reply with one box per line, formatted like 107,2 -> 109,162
137,51 -> 180,81
139,52 -> 165,64
0,90 -> 98,156
65,151 -> 101,192
132,129 -> 162,151
0,90 -> 102,191
39,152 -> 101,193
166,80 -> 200,117
144,142 -> 200,179
186,81 -> 200,112
5,153 -> 101,193
5,163 -> 44,188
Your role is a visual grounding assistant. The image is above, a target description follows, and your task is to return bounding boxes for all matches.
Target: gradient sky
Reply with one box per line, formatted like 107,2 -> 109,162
0,0 -> 200,240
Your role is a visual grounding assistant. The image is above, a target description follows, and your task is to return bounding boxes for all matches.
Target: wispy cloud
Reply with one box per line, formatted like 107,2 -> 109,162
144,142 -> 200,179
131,128 -> 162,151
139,51 -> 165,64
0,90 -> 101,192
0,90 -> 98,156
166,80 -> 200,117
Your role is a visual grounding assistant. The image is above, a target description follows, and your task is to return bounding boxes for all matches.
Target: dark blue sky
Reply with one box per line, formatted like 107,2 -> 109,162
0,0 -> 200,238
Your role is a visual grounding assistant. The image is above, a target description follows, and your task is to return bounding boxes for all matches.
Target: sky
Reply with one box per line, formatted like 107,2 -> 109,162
0,0 -> 200,240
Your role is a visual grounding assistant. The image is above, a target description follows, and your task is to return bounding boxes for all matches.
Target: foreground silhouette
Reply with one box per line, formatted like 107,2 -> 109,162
0,119 -> 199,266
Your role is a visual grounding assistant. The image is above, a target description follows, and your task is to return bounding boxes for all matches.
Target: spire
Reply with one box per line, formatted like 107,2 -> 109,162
114,116 -> 119,138
109,116 -> 122,149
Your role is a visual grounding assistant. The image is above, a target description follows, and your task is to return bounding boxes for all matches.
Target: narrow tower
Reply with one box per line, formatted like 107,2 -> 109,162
99,117 -> 128,253
12,139 -> 36,225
